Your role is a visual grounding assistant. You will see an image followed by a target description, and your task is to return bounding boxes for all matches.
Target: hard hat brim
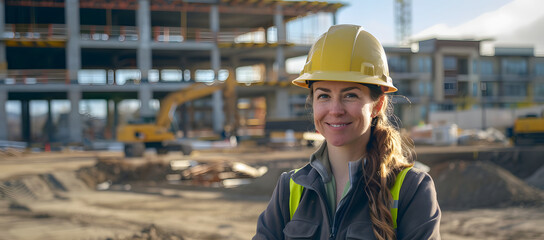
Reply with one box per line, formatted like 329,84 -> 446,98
292,71 -> 398,93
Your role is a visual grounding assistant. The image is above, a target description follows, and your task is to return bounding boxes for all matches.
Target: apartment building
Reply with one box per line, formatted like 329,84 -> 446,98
387,39 -> 544,129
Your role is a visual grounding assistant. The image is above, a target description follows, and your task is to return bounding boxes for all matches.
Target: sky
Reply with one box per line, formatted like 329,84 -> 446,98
335,0 -> 544,55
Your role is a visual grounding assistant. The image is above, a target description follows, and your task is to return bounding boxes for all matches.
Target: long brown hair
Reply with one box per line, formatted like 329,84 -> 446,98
309,83 -> 414,240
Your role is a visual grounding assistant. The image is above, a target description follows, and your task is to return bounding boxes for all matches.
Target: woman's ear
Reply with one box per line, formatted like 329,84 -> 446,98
371,95 -> 385,118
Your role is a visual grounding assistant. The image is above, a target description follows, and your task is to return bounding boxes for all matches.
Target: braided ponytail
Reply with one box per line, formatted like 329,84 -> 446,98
364,87 -> 414,240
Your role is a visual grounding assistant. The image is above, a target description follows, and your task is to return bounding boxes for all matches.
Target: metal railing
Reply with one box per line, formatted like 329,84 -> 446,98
3,24 -> 67,40
3,24 -> 314,45
80,25 -> 139,41
2,69 -> 69,84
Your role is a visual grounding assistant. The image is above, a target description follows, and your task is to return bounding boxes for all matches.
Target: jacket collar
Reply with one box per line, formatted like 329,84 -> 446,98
306,141 -> 365,185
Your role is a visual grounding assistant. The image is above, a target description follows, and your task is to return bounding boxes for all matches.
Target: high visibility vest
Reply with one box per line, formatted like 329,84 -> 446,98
289,167 -> 412,229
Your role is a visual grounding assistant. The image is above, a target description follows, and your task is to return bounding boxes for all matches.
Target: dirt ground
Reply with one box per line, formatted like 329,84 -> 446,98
1,147 -> 543,240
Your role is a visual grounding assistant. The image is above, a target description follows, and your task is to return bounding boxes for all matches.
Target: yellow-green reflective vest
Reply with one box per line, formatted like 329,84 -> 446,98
289,167 -> 412,229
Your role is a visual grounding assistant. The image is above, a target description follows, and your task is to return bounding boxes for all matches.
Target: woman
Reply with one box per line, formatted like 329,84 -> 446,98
254,25 -> 441,239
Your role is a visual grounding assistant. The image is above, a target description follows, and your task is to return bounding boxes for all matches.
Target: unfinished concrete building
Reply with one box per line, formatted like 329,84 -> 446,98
0,0 -> 343,146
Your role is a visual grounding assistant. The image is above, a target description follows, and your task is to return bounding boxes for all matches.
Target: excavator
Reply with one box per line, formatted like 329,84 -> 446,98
512,111 -> 544,146
117,71 -> 237,157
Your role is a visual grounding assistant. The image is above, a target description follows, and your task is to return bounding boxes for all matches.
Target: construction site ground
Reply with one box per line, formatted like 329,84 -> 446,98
1,145 -> 543,240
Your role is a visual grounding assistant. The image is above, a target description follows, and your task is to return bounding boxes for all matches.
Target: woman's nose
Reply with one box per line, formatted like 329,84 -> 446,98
329,99 -> 346,116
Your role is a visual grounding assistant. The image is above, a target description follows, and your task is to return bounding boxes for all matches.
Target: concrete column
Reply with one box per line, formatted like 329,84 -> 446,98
265,61 -> 274,82
46,100 -> 54,142
113,99 -> 119,139
273,89 -> 290,118
0,88 -> 7,140
138,83 -> 153,117
65,0 -> 81,83
0,0 -> 6,82
210,4 -> 220,78
21,100 -> 30,142
68,85 -> 82,143
137,0 -> 152,83
275,5 -> 286,43
212,91 -> 224,133
105,99 -> 113,139
468,53 -> 478,98
210,4 -> 223,133
433,51 -> 444,102
274,4 -> 286,82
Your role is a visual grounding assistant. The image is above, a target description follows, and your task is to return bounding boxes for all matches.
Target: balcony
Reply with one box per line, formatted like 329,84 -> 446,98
501,74 -> 531,82
390,72 -> 431,81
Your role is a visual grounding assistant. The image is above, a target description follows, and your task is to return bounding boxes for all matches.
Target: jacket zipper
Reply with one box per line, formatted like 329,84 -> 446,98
329,175 -> 363,239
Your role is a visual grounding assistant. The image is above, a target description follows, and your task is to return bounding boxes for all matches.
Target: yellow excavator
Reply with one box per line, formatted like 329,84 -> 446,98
117,71 -> 237,157
512,112 -> 544,146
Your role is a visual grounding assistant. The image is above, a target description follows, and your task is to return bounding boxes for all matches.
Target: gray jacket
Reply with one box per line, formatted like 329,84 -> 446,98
254,155 -> 441,239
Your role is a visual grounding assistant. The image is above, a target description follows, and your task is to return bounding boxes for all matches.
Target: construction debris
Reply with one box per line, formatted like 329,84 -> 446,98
76,157 -> 268,189
178,161 -> 268,187
457,128 -> 509,146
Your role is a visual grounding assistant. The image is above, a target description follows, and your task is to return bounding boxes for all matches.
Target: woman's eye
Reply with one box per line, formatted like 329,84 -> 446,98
317,94 -> 329,99
345,93 -> 358,98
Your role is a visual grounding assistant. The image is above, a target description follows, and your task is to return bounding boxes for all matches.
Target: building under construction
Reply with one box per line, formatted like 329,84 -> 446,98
1,0 -> 544,147
0,0 -> 343,147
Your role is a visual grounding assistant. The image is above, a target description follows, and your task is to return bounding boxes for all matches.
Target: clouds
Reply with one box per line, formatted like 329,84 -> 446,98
412,0 -> 544,55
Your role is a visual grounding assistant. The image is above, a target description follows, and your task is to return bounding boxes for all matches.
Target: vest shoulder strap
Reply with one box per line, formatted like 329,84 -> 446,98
390,166 -> 412,229
288,166 -> 413,229
289,168 -> 304,219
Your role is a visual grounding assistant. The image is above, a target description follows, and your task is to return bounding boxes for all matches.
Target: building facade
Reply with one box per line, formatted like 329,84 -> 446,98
387,39 -> 544,129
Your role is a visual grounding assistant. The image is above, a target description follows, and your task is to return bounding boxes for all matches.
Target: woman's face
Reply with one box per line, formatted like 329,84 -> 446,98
312,81 -> 381,148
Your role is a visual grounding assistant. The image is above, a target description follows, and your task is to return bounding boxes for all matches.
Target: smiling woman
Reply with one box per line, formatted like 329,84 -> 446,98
254,25 -> 441,240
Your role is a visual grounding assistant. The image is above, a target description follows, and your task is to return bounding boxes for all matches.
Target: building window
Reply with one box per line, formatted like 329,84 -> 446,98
443,56 -> 457,70
388,56 -> 409,73
457,58 -> 468,75
535,62 -> 544,76
395,81 -> 412,96
444,81 -> 457,95
535,83 -> 544,96
473,82 -> 479,97
481,82 -> 493,96
502,59 -> 527,76
480,60 -> 494,75
417,56 -> 432,73
503,82 -> 527,96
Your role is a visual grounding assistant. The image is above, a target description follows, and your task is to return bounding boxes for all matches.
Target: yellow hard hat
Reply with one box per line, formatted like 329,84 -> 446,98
292,24 -> 397,93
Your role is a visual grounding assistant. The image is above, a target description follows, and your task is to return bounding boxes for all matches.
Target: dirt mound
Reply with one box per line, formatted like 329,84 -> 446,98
526,165 -> 544,190
77,158 -> 170,189
0,175 -> 56,202
113,224 -> 184,240
430,160 -> 544,209
0,171 -> 90,203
